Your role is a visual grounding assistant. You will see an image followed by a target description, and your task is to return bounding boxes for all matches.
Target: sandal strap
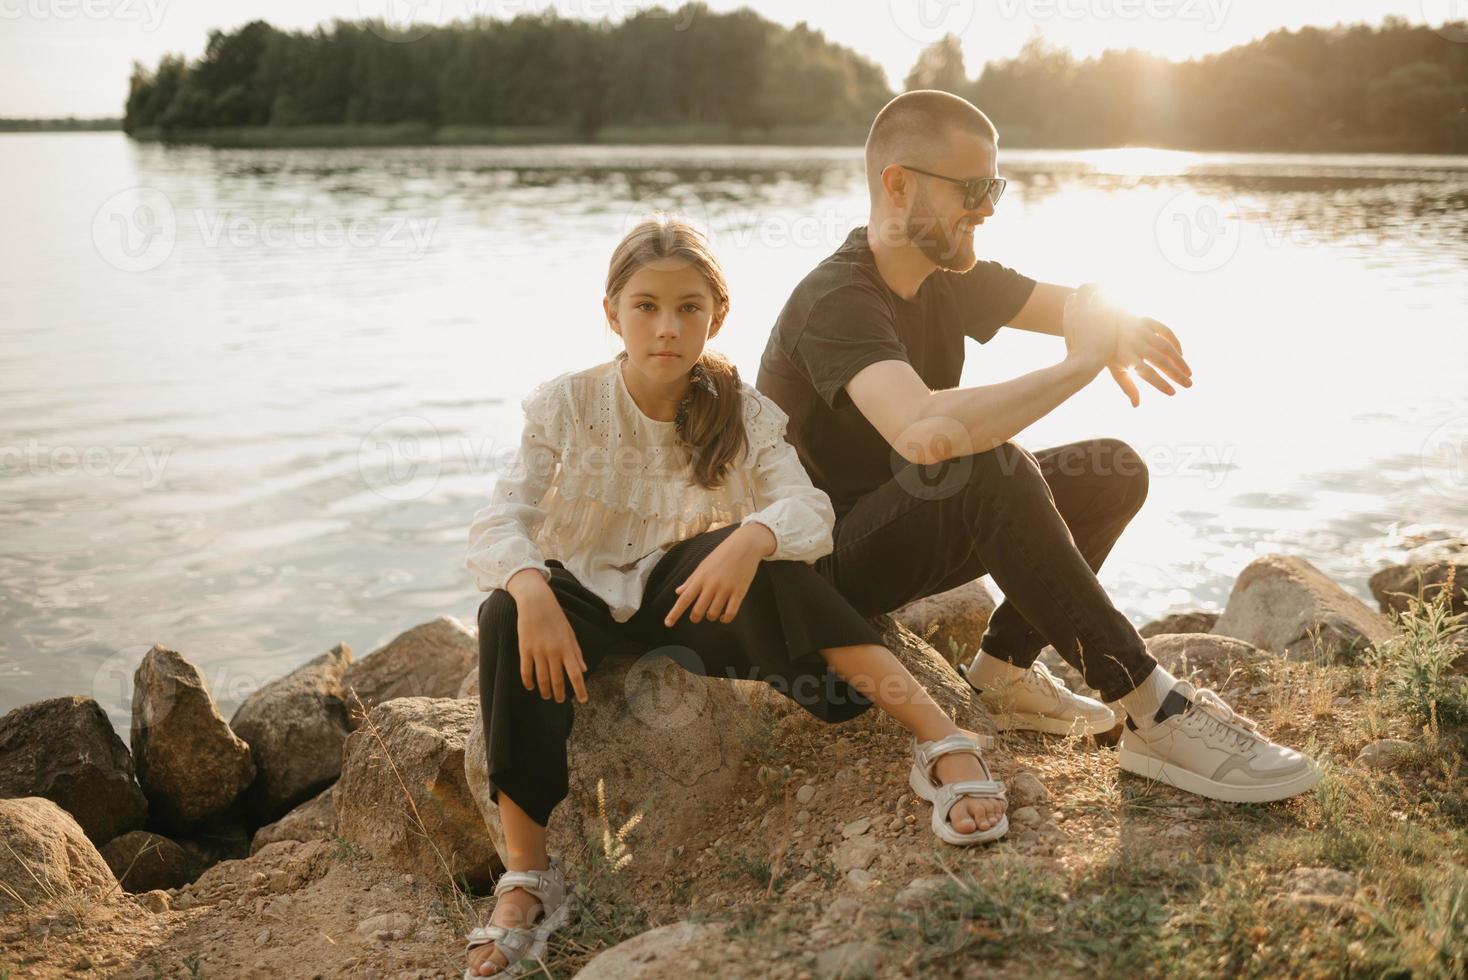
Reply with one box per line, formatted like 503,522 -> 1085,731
492,855 -> 567,907
937,778 -> 1007,802
914,732 -> 993,779
465,923 -> 536,961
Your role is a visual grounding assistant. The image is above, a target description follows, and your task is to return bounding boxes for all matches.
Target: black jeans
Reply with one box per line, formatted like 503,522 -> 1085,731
815,438 -> 1158,703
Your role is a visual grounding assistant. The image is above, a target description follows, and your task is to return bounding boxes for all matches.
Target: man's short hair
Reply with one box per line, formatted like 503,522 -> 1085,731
865,90 -> 998,199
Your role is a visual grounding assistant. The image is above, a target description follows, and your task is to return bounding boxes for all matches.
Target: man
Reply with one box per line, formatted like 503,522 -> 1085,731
756,90 -> 1319,803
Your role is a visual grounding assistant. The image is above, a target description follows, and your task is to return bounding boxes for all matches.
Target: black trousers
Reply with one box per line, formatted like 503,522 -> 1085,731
815,438 -> 1158,703
477,523 -> 884,828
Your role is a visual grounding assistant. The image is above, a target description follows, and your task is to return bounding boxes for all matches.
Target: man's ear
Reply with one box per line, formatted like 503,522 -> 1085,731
881,163 -> 910,210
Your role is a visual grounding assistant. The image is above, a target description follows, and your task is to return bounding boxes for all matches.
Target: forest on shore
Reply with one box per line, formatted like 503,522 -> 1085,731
121,5 -> 1468,152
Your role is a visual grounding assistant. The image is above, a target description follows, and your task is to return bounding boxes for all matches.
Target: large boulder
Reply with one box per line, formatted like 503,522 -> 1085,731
1369,536 -> 1468,619
0,797 -> 117,912
230,644 -> 353,821
465,652 -> 786,876
0,696 -> 148,845
342,616 -> 477,726
98,830 -> 195,893
130,645 -> 255,829
250,786 -> 337,854
892,580 -> 996,669
337,697 -> 498,888
463,618 -> 980,879
1213,555 -> 1392,662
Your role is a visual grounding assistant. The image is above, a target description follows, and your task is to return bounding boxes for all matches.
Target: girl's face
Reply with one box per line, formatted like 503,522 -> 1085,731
605,261 -> 723,386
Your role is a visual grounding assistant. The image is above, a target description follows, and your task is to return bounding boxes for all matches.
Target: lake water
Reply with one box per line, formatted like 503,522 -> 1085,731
2,132 -> 1466,731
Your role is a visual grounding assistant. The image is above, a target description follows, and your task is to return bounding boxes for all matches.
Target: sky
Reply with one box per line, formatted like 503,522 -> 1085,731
0,0 -> 1457,117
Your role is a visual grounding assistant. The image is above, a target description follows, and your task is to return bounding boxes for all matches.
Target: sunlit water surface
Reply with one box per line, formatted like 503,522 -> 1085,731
3,134 -> 1466,729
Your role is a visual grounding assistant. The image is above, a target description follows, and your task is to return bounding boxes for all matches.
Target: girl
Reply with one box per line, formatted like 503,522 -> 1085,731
463,215 -> 1008,978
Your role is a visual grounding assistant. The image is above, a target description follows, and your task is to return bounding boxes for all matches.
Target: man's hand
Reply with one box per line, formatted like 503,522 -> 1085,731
664,523 -> 776,627
1107,315 -> 1193,408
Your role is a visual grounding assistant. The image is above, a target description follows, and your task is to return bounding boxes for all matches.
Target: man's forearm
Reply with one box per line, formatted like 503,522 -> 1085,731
905,355 -> 1100,464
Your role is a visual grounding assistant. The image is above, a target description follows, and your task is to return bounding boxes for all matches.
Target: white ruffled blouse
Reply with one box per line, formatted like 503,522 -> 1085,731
466,358 -> 837,622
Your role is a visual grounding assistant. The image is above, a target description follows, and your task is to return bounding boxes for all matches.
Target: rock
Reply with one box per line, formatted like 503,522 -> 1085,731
1144,633 -> 1269,688
1369,537 -> 1468,618
356,911 -> 415,941
1162,825 -> 1193,841
576,922 -> 725,980
845,867 -> 877,890
796,784 -> 816,805
1009,771 -> 1048,807
0,696 -> 148,845
342,616 -> 477,725
465,653 -> 790,876
1354,738 -> 1416,771
831,836 -> 879,873
1213,555 -> 1392,662
0,797 -> 117,912
1281,866 -> 1358,916
230,644 -> 353,821
250,786 -> 337,854
130,645 -> 255,829
337,697 -> 498,889
457,668 -> 479,700
98,830 -> 195,892
896,875 -> 950,907
893,580 -> 997,668
136,889 -> 170,913
1010,806 -> 1040,826
815,940 -> 883,978
1140,610 -> 1220,638
840,816 -> 871,838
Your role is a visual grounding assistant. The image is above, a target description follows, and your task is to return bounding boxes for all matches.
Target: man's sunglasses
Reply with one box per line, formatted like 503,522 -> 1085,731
902,165 -> 1007,210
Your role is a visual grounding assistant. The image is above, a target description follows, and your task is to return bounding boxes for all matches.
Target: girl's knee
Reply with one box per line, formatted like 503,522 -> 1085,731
478,589 -> 518,634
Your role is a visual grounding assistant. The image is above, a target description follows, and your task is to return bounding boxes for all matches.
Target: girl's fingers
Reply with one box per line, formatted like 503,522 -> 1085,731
535,655 -> 554,700
665,580 -> 698,627
721,589 -> 744,622
566,660 -> 589,703
690,584 -> 720,623
521,653 -> 536,691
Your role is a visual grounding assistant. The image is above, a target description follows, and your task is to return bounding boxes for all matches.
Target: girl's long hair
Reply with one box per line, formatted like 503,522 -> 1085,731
605,214 -> 747,491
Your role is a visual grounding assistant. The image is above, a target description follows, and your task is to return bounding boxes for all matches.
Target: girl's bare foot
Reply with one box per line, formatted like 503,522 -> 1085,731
929,734 -> 1007,835
465,885 -> 542,977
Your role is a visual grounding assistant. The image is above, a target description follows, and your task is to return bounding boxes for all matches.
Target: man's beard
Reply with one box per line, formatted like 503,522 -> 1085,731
905,209 -> 976,272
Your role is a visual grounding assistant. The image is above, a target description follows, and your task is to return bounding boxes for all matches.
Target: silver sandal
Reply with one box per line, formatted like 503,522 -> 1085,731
463,854 -> 575,979
909,731 -> 1009,845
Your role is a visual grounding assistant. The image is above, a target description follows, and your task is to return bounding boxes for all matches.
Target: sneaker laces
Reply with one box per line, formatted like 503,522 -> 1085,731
1186,687 -> 1259,750
1026,659 -> 1069,695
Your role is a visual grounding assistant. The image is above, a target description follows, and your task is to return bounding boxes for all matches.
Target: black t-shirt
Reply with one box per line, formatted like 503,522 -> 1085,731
756,224 -> 1037,518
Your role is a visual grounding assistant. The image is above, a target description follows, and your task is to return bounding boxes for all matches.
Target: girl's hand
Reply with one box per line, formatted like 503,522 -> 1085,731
513,588 -> 589,703
664,524 -> 776,627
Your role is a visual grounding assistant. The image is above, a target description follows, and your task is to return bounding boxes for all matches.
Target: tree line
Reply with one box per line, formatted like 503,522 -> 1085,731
910,18 -> 1468,152
123,8 -> 1467,152
123,6 -> 889,139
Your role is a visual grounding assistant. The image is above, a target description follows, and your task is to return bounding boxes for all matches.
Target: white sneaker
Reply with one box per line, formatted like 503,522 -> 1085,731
966,659 -> 1117,736
1117,681 -> 1322,803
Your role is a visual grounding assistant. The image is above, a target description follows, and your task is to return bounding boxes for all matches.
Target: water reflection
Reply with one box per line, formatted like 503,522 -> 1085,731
1,133 -> 1465,731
